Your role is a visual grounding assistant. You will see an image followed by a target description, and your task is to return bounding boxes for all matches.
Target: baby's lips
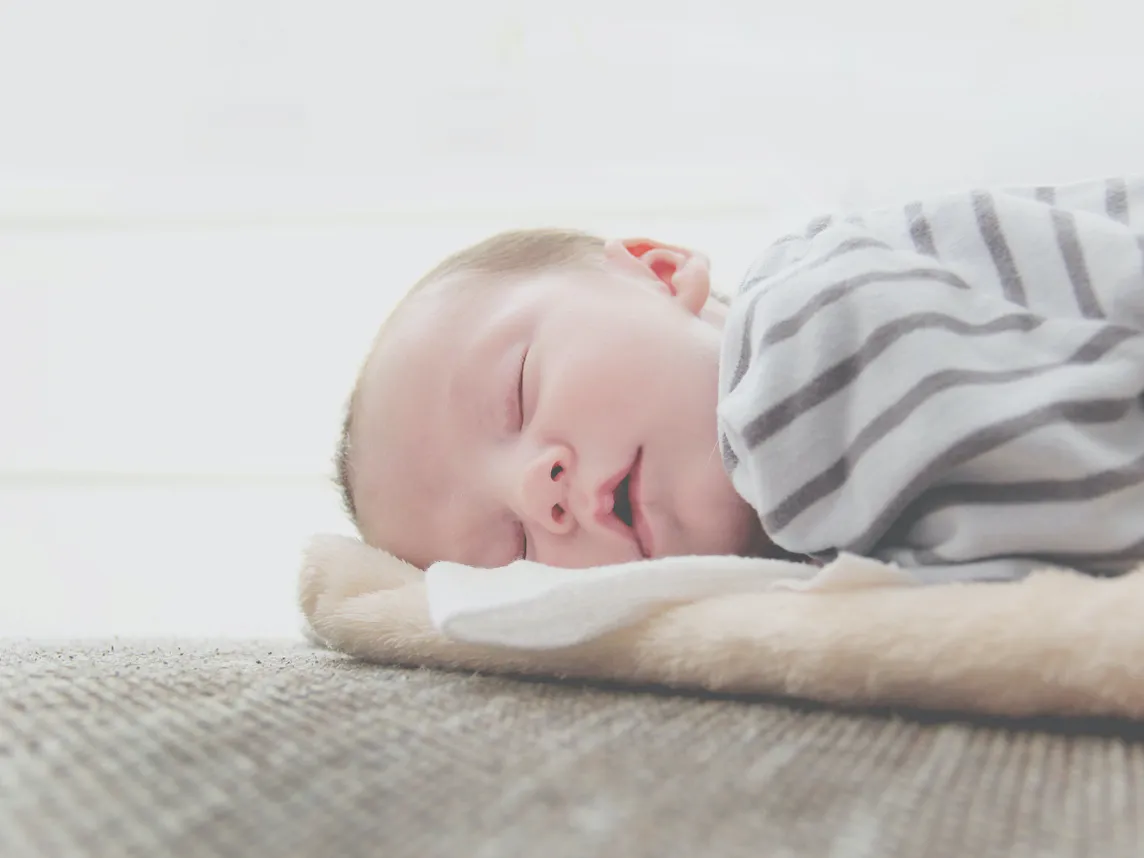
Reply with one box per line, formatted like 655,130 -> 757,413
598,490 -> 615,517
594,459 -> 633,522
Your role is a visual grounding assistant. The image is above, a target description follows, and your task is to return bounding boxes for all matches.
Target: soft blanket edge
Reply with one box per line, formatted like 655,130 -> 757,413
299,534 -> 1144,720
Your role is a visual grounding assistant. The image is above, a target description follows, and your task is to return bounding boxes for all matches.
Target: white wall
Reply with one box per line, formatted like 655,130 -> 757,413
2,0 -> 1142,634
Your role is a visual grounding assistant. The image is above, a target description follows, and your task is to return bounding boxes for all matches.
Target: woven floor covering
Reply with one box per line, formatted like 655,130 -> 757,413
3,640 -> 1143,858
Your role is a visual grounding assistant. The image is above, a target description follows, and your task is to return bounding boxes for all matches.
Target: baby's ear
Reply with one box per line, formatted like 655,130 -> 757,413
604,237 -> 711,315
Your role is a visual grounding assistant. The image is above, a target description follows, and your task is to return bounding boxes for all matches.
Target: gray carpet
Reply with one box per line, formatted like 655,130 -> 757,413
3,640 -> 1143,857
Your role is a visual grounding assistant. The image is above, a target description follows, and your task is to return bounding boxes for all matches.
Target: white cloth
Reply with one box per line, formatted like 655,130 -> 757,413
426,552 -> 914,648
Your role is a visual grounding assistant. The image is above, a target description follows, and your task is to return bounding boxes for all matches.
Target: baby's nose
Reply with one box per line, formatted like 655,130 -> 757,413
523,446 -> 576,534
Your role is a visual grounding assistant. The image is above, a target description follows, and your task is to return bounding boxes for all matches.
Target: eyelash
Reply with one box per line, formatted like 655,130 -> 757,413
516,348 -> 529,561
515,349 -> 528,430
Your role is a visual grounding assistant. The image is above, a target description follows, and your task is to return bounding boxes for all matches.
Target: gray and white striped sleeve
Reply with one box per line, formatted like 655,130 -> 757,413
718,178 -> 1144,582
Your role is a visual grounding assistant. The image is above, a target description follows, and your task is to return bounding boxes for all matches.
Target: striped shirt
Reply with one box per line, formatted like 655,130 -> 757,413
717,177 -> 1144,583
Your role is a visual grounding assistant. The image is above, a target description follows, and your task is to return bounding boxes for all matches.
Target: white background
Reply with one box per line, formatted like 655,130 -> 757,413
3,0 -> 1142,636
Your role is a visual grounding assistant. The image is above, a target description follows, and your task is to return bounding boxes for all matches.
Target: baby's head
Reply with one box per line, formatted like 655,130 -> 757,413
337,228 -> 767,570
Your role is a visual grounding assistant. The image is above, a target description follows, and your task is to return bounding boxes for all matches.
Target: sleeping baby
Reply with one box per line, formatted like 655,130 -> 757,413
335,177 -> 1144,588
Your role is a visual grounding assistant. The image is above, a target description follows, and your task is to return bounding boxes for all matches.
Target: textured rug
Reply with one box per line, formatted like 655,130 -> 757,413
4,639 -> 1144,857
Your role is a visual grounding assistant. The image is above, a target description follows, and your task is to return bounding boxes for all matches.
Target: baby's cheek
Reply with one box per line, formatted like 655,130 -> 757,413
550,350 -> 629,416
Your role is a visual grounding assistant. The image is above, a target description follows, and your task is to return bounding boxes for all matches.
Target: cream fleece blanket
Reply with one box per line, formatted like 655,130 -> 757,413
299,534 -> 1144,719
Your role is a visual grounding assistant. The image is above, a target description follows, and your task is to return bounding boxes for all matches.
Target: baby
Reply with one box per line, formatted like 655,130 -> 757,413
337,177 -> 1144,584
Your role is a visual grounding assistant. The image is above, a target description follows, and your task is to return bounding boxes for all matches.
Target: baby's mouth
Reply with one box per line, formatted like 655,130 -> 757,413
597,449 -> 649,557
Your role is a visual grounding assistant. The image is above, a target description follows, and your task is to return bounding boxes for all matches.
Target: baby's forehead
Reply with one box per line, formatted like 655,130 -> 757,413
351,333 -> 448,553
385,272 -> 511,334
388,271 -> 557,353
357,273 -> 509,437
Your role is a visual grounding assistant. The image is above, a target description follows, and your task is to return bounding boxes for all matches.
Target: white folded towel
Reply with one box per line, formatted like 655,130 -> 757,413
425,552 -> 915,649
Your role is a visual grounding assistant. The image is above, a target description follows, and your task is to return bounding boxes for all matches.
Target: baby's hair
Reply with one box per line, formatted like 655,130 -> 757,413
335,228 -> 608,527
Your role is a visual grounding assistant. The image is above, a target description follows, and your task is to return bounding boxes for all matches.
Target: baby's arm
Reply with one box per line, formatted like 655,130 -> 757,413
719,183 -> 1144,580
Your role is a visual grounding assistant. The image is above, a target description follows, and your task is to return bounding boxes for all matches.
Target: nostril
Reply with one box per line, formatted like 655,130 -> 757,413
551,504 -> 565,524
551,464 -> 564,481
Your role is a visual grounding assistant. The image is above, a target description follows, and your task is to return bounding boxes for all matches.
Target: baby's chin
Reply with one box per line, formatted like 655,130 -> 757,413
678,491 -> 761,558
663,454 -> 757,557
